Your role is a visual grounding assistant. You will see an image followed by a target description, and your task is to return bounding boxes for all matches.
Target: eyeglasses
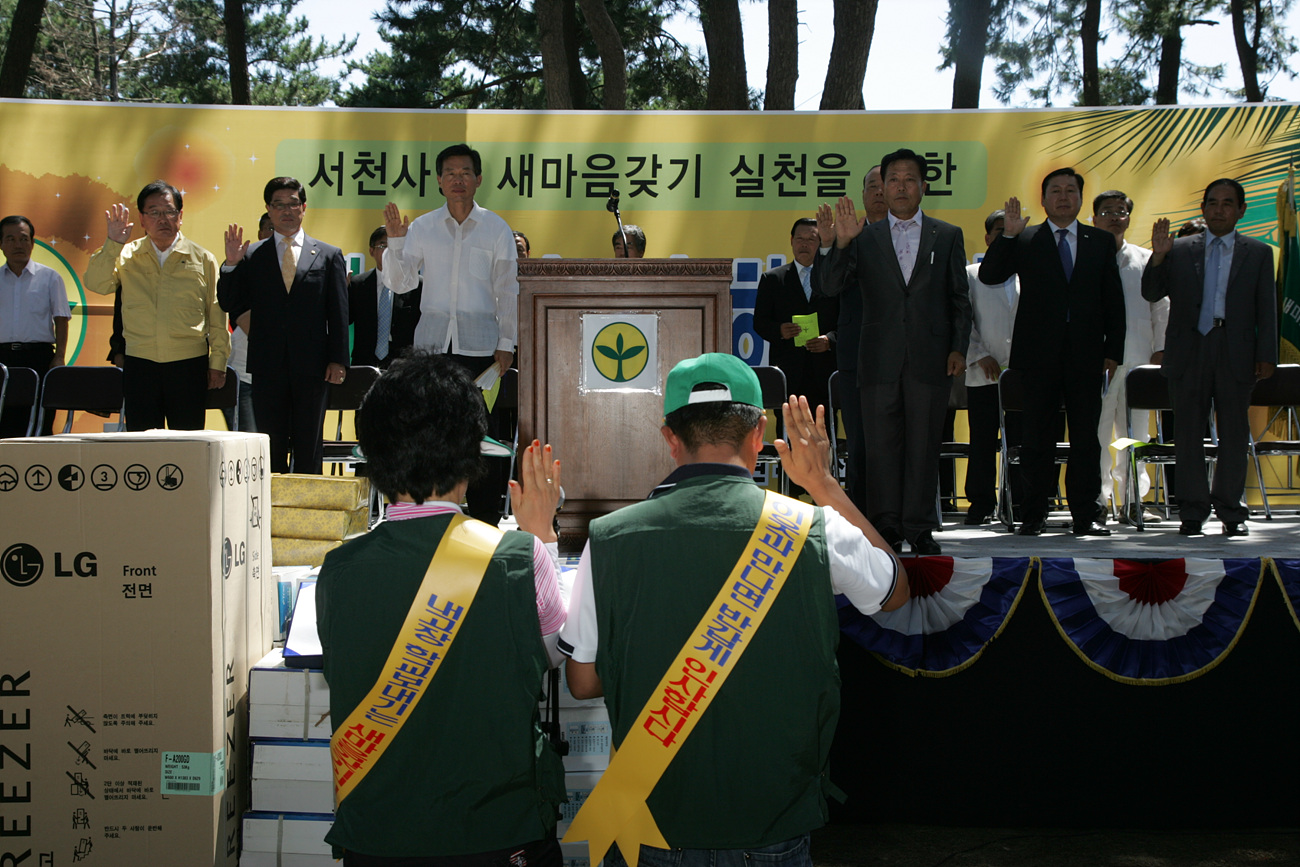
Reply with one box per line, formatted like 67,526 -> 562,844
144,209 -> 180,219
1098,210 -> 1130,218
268,201 -> 303,211
372,243 -> 387,250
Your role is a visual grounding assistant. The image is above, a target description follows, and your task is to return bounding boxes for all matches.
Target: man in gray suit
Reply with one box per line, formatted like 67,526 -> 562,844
821,148 -> 971,555
1143,178 -> 1277,537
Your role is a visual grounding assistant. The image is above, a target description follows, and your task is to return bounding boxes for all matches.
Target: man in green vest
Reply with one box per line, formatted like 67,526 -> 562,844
559,352 -> 909,867
317,350 -> 568,866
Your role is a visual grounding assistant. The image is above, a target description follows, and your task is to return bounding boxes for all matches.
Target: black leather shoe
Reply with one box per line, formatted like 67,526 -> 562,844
1222,522 -> 1249,537
879,527 -> 905,555
963,508 -> 993,526
911,531 -> 942,556
1179,521 -> 1204,536
1094,502 -> 1110,525
1073,520 -> 1112,537
1017,518 -> 1046,536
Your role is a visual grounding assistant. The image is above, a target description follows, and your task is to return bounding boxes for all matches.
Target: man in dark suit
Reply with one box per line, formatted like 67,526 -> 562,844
1142,178 -> 1277,537
821,148 -> 971,555
753,217 -> 839,415
979,167 -> 1126,536
219,177 -> 349,474
349,226 -> 421,369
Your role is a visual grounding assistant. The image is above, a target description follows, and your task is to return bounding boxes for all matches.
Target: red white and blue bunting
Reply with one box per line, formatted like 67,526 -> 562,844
1272,559 -> 1300,631
837,556 -> 1033,677
1039,558 -> 1264,685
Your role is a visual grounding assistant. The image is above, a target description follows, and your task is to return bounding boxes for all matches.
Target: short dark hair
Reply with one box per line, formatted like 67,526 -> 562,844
369,226 -> 387,249
0,215 -> 35,236
257,213 -> 273,231
513,231 -> 530,253
613,225 -> 647,254
1041,168 -> 1084,198
1203,178 -> 1246,207
137,180 -> 182,212
790,217 -> 817,236
880,148 -> 928,182
356,351 -> 486,502
983,209 -> 1006,234
1093,189 -> 1133,214
665,400 -> 765,453
436,143 -> 482,177
1177,217 -> 1207,238
263,177 -> 306,206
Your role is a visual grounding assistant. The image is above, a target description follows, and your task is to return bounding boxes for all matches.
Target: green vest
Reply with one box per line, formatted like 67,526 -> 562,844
588,473 -> 840,849
318,516 -> 565,857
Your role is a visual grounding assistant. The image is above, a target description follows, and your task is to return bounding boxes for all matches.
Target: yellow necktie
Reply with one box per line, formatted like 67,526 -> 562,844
281,240 -> 295,291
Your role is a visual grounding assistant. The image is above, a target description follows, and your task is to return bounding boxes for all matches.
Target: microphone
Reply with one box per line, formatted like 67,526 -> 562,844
606,190 -> 621,213
607,190 -> 629,257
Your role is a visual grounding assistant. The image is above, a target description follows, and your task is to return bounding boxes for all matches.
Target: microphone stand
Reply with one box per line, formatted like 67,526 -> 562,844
607,190 -> 629,257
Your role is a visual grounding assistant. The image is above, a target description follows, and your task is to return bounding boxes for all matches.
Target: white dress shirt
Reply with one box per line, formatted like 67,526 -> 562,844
1,260 -> 69,343
382,202 -> 519,357
964,262 -> 1018,388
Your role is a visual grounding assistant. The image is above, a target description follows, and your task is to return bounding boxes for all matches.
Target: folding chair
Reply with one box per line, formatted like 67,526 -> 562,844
1248,363 -> 1300,519
752,365 -> 789,496
322,365 -> 383,475
996,368 -> 1069,531
36,365 -> 124,435
825,370 -> 849,482
205,366 -> 239,429
937,378 -> 970,523
1123,364 -> 1218,531
1,364 -> 42,437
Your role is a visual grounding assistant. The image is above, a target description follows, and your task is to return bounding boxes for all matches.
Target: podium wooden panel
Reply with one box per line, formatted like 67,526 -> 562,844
518,258 -> 733,548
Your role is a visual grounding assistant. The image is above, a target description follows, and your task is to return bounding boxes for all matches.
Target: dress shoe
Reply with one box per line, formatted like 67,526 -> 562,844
1222,522 -> 1249,537
1094,502 -> 1110,525
963,508 -> 993,526
1072,521 -> 1112,537
1017,518 -> 1046,536
911,531 -> 942,556
1178,521 -> 1204,536
878,527 -> 904,555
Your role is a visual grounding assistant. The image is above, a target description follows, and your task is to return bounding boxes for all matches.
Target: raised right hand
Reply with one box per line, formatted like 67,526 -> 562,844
384,202 -> 410,238
1150,218 -> 1173,259
833,196 -> 865,247
1003,196 -> 1029,236
105,203 -> 133,244
224,224 -> 249,265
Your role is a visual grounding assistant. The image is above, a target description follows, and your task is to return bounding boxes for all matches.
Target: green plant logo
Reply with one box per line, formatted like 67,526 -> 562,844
592,322 -> 649,383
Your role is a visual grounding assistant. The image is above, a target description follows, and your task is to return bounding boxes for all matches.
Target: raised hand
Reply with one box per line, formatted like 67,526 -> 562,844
774,395 -> 831,491
383,202 -> 410,238
105,203 -> 133,244
224,224 -> 249,265
1150,218 -> 1173,259
1003,196 -> 1029,236
833,196 -> 865,247
816,202 -> 835,248
509,440 -> 561,543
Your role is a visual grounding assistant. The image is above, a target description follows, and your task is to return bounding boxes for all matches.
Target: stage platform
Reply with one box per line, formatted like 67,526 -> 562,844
925,510 -> 1300,559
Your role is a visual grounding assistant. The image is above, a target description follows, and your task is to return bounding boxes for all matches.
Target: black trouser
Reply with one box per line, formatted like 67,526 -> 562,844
1019,354 -> 1104,526
254,369 -> 330,474
343,835 -> 560,867
447,353 -> 514,525
123,354 -> 208,432
0,342 -> 54,436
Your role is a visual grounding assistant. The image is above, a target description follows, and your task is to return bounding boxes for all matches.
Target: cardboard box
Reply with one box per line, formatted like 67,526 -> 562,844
271,474 -> 369,510
558,708 -> 612,772
271,506 -> 368,542
272,537 -> 342,568
242,810 -> 333,864
0,431 -> 274,866
250,741 -> 333,814
249,649 -> 331,740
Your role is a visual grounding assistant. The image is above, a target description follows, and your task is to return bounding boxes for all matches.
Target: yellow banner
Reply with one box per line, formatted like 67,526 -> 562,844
331,514 -> 501,805
562,491 -> 814,866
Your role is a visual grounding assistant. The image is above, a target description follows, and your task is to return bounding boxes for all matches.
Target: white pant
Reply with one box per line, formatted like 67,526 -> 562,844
1098,364 -> 1153,507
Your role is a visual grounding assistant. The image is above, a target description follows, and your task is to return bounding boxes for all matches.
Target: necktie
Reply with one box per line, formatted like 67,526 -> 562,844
894,220 -> 916,282
280,239 -> 296,291
376,284 -> 392,361
1199,237 -> 1222,335
799,265 -> 812,301
1057,228 -> 1073,282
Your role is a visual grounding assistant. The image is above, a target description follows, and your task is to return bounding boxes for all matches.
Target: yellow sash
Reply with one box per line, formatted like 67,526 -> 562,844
330,514 -> 502,806
563,491 -> 815,867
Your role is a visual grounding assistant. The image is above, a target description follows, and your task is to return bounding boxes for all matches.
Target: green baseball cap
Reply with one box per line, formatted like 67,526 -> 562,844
664,353 -> 763,415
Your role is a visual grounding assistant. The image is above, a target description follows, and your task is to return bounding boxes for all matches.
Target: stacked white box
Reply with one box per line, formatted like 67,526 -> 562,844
241,811 -> 335,866
249,648 -> 332,740
250,740 -> 334,814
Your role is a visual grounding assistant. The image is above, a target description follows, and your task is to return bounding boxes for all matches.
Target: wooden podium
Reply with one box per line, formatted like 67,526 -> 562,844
518,258 -> 733,548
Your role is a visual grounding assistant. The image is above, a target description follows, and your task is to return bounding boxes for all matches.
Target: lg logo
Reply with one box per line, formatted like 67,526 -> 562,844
1,544 -> 98,588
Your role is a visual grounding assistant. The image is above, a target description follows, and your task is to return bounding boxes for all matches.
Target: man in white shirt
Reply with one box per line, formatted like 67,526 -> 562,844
1,215 -> 69,437
1091,190 -> 1168,524
382,143 -> 518,523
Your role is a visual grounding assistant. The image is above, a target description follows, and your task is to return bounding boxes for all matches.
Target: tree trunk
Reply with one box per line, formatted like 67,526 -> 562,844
537,0 -> 576,108
948,0 -> 992,109
1079,0 -> 1101,105
225,0 -> 250,105
1230,0 -> 1262,102
1155,26 -> 1181,104
576,0 -> 626,109
0,0 -> 48,98
764,0 -> 797,110
821,0 -> 877,110
699,0 -> 748,110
